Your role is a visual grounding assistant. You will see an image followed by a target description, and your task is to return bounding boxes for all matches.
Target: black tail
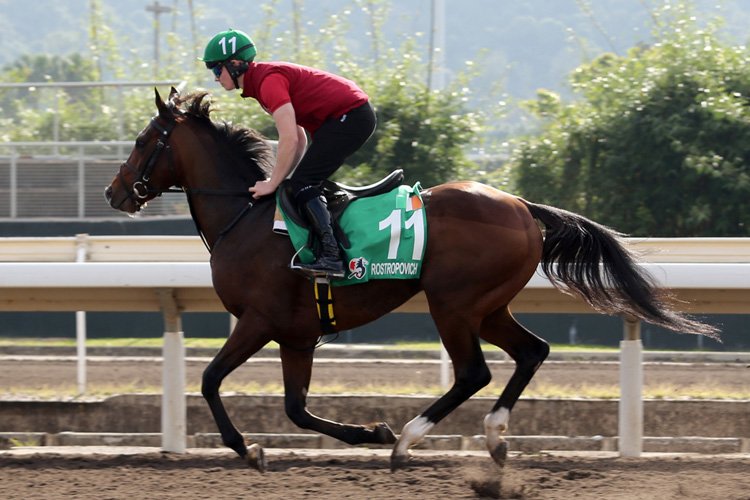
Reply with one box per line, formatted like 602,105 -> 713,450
522,200 -> 719,338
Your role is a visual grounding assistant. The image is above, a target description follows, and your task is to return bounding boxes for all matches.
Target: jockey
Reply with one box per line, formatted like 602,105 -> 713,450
200,29 -> 377,279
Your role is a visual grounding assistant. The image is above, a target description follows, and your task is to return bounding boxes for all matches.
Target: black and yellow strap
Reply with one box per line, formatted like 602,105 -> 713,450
314,277 -> 337,335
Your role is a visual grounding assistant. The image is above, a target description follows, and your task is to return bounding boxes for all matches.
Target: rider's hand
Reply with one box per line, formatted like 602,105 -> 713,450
248,180 -> 278,199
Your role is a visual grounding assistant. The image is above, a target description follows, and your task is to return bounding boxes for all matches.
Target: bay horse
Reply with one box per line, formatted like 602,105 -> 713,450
105,88 -> 717,472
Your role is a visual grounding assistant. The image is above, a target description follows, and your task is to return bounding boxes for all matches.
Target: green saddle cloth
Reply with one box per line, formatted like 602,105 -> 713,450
277,183 -> 427,286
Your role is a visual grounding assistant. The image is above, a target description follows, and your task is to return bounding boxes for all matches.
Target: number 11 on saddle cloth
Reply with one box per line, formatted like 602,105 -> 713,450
276,183 -> 427,285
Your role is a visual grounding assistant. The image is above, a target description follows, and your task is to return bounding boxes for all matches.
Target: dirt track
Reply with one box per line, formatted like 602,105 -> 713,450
1,449 -> 750,499
2,354 -> 750,499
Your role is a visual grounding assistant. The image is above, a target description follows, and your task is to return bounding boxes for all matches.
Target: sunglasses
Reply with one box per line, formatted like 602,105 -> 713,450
211,63 -> 224,79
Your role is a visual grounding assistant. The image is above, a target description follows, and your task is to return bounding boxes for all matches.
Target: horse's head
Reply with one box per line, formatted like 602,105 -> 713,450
105,87 -> 274,215
104,87 -> 182,213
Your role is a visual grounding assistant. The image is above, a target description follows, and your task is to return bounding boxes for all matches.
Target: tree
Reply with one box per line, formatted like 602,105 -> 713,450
509,1 -> 750,236
0,53 -> 114,143
336,40 -> 484,188
1,53 -> 98,110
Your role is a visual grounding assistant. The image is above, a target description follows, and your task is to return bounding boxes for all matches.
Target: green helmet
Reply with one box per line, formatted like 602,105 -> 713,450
200,29 -> 256,64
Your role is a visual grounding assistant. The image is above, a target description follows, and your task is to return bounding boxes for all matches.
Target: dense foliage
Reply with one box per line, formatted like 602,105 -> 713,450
510,3 -> 750,236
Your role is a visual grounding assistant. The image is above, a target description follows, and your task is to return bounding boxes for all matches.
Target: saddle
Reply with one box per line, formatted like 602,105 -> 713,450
276,169 -> 405,249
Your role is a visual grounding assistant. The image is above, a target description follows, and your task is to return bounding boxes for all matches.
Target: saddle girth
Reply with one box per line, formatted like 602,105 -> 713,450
314,277 -> 337,335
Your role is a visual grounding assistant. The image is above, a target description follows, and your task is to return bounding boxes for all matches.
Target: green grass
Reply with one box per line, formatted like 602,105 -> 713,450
0,337 -> 228,349
5,379 -> 750,401
9,435 -> 43,447
0,337 -> 621,352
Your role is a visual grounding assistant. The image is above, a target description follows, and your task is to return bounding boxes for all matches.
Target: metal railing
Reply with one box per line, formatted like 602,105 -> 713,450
0,81 -> 189,218
0,142 -> 187,218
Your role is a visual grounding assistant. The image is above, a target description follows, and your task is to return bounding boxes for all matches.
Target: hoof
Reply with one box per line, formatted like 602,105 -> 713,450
488,439 -> 509,468
373,422 -> 397,444
246,443 -> 267,473
390,449 -> 412,472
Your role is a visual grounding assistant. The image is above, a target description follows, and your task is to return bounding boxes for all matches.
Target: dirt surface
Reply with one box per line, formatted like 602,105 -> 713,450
1,450 -> 750,499
2,356 -> 749,396
2,356 -> 750,498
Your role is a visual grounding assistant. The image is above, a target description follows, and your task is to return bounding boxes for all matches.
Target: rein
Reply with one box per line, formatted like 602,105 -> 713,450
190,196 -> 255,256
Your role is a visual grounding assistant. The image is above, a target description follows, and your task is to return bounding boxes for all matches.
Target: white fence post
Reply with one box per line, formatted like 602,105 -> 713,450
75,234 -> 89,395
156,288 -> 186,454
619,315 -> 643,457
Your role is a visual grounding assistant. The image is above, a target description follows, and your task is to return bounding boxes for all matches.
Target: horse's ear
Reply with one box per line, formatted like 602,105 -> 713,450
169,86 -> 179,99
154,87 -> 171,120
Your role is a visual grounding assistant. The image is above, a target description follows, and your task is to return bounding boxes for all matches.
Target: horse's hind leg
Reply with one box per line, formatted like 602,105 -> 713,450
480,307 -> 549,466
391,315 -> 492,470
279,345 -> 397,445
201,316 -> 271,472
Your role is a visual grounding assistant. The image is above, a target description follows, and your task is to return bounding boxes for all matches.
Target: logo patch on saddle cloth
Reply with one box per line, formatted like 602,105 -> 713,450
276,183 -> 426,286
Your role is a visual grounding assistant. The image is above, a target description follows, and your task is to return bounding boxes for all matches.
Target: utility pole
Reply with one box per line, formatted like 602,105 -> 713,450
146,0 -> 172,72
188,0 -> 197,59
427,0 -> 446,92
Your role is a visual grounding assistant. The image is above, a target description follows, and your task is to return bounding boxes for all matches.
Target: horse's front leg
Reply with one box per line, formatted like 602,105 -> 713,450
279,345 -> 397,446
201,315 -> 271,472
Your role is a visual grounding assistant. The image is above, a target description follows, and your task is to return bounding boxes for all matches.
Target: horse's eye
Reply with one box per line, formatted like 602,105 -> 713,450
135,139 -> 146,149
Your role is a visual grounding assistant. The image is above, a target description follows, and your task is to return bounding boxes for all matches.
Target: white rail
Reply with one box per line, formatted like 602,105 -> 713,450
2,261 -> 749,291
1,236 -> 749,456
3,235 -> 748,263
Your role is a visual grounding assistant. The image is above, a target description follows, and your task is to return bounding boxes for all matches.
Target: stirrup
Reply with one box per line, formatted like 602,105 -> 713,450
289,246 -> 345,278
289,245 -> 312,276
297,260 -> 345,279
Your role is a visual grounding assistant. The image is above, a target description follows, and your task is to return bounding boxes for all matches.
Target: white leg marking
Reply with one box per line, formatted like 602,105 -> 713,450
394,416 -> 434,456
484,408 -> 510,451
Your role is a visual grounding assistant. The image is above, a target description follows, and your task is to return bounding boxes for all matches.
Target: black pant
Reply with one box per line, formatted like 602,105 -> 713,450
289,101 -> 377,204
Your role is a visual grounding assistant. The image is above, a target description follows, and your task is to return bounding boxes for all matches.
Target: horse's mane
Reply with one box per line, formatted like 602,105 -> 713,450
172,92 -> 274,180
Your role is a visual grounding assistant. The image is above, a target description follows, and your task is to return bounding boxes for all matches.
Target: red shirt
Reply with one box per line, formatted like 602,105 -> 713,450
241,61 -> 369,136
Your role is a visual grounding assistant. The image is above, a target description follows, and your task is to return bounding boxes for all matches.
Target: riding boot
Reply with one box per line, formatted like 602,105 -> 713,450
299,196 -> 346,278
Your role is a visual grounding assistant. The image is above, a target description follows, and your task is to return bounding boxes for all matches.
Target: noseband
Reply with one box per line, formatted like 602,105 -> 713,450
116,117 -> 179,211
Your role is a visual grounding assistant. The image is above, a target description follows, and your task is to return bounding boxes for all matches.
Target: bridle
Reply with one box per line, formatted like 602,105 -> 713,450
115,116 -> 179,212
114,108 -> 259,253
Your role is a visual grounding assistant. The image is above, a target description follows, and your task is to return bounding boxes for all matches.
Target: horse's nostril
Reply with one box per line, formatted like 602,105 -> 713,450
104,185 -> 113,202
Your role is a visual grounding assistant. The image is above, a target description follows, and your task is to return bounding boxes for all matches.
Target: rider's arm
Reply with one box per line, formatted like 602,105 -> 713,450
290,121 -> 307,171
249,102 -> 304,198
